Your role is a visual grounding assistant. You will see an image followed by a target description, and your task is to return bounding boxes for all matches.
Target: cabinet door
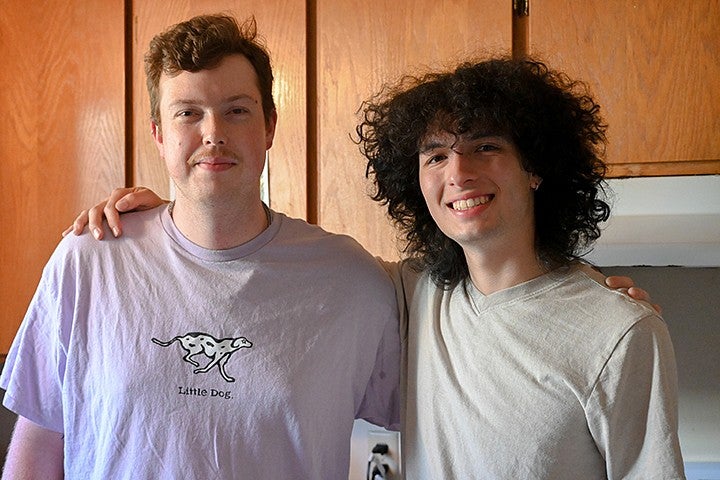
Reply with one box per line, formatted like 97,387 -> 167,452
316,0 -> 512,259
529,1 -> 720,177
0,0 -> 126,353
131,0 -> 307,219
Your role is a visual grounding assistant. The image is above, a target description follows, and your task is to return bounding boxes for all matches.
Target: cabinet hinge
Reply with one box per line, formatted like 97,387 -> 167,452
513,0 -> 530,16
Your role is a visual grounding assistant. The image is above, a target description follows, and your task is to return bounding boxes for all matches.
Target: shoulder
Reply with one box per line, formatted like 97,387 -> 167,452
556,266 -> 658,320
272,212 -> 394,289
381,259 -> 432,298
274,213 -> 359,247
59,207 -> 163,248
379,259 -> 438,337
274,212 -> 382,263
614,313 -> 674,359
49,206 -> 165,268
542,267 -> 667,349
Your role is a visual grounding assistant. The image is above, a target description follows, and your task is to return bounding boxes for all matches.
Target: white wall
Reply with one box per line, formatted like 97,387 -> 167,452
585,175 -> 720,267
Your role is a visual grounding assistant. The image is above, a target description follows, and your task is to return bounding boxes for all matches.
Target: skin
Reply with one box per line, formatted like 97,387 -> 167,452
413,129 -> 659,310
419,132 -> 544,294
152,54 -> 276,249
1,417 -> 64,480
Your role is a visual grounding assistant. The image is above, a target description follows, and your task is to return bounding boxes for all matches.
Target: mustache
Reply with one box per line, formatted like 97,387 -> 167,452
187,147 -> 240,166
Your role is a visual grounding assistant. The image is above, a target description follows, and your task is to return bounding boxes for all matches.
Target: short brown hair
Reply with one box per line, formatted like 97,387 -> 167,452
145,13 -> 275,125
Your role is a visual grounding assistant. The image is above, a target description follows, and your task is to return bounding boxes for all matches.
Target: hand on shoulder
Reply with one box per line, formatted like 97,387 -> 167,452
62,187 -> 167,240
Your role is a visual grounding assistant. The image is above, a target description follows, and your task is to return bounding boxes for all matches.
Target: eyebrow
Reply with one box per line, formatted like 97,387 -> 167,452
419,131 -> 504,154
167,94 -> 259,109
419,139 -> 451,154
225,94 -> 259,104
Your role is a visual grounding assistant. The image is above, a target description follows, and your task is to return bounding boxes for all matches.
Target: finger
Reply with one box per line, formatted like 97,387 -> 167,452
115,191 -> 141,212
109,187 -> 139,212
626,286 -> 648,301
116,186 -> 165,212
87,202 -> 109,240
104,186 -> 142,237
70,210 -> 90,236
104,200 -> 123,238
604,275 -> 634,289
628,286 -> 662,315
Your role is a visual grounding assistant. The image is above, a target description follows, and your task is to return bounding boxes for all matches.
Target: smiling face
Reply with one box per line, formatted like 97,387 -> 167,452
418,130 -> 541,257
152,54 -> 276,209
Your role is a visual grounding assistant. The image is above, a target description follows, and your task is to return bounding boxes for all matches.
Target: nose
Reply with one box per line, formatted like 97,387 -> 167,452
447,152 -> 476,187
202,114 -> 227,146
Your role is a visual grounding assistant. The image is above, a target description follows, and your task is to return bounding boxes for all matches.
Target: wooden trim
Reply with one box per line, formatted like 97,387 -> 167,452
124,0 -> 134,187
512,0 -> 530,59
606,160 -> 720,178
306,0 -> 318,224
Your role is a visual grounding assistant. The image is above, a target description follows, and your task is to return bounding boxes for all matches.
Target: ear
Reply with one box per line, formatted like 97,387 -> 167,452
529,173 -> 543,191
264,110 -> 278,150
151,121 -> 164,155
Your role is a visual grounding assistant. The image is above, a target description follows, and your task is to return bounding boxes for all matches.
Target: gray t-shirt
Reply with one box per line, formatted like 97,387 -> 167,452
1,205 -> 400,479
389,262 -> 685,479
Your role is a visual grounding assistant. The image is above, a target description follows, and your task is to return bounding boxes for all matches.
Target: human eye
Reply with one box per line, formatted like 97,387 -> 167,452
474,142 -> 500,153
228,106 -> 250,115
421,152 -> 447,166
174,109 -> 198,122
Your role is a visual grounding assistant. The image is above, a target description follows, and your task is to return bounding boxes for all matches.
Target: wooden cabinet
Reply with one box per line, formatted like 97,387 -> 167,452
529,1 -> 720,177
0,0 -> 126,353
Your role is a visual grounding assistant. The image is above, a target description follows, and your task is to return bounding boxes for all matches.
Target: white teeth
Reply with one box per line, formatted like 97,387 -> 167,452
451,196 -> 491,211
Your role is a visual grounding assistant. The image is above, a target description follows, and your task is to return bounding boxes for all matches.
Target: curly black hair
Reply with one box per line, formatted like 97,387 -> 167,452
356,57 -> 610,288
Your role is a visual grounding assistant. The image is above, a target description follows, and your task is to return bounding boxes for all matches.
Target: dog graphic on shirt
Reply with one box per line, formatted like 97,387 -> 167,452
152,332 -> 252,383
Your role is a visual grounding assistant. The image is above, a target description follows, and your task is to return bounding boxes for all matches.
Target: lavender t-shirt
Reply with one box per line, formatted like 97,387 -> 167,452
1,205 -> 400,479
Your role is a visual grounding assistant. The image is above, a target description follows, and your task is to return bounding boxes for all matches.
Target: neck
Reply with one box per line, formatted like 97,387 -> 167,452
170,196 -> 269,250
464,244 -> 547,295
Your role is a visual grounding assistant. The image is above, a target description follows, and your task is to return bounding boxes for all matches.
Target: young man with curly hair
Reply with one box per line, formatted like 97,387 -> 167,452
356,58 -> 685,478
